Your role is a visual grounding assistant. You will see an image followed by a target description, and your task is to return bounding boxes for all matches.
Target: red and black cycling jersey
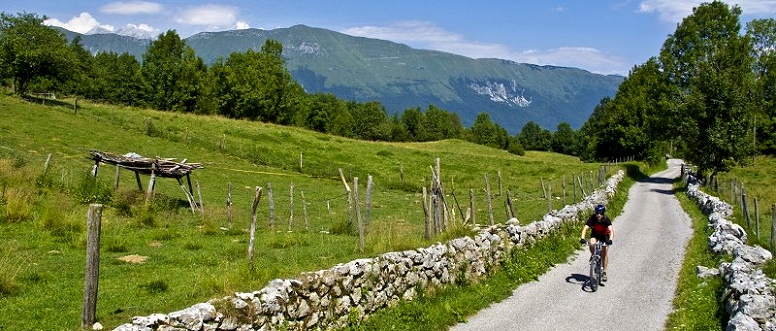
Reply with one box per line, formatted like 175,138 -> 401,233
586,214 -> 612,241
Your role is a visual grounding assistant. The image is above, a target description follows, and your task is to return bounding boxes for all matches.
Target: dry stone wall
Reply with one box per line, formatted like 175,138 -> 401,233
685,173 -> 776,331
113,170 -> 625,331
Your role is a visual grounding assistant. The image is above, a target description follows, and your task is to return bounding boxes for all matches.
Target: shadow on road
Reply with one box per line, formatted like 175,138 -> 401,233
566,273 -> 587,285
639,176 -> 675,185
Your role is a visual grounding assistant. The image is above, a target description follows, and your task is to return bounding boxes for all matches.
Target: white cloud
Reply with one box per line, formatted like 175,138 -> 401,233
174,4 -> 239,28
235,21 -> 250,30
101,1 -> 163,15
639,0 -> 776,22
343,21 -> 629,75
44,12 -> 114,34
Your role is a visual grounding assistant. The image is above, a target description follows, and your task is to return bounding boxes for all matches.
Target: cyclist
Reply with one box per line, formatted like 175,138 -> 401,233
580,204 -> 614,281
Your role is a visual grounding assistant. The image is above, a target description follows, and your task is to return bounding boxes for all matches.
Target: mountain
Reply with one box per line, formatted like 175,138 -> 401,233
57,25 -> 623,133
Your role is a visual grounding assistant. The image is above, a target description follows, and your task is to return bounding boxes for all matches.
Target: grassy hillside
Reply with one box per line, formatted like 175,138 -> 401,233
0,92 -> 611,330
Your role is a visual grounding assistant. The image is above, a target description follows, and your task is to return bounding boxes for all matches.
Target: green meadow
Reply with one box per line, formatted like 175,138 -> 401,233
0,91 -> 615,330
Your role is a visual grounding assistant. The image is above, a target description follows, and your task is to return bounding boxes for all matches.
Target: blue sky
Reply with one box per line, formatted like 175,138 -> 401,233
4,1 -> 776,76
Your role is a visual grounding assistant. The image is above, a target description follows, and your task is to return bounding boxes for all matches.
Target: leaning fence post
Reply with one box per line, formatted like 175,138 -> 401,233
248,187 -> 262,270
82,204 -> 103,328
741,184 -> 750,229
754,197 -> 759,241
485,173 -> 494,225
770,203 -> 776,253
288,183 -> 295,231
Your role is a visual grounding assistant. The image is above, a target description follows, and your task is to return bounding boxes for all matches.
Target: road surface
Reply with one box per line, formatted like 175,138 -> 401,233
450,159 -> 692,331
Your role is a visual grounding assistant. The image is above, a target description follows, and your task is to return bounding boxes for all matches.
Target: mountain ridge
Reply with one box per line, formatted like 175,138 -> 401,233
56,24 -> 623,133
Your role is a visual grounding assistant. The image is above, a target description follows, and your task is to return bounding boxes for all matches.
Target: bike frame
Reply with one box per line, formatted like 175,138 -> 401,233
589,241 -> 605,292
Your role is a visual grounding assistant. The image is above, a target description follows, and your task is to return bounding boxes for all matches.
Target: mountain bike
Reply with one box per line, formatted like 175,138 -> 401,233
581,239 -> 608,292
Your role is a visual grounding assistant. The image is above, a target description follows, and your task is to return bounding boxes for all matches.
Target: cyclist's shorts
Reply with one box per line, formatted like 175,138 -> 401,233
591,234 -> 609,243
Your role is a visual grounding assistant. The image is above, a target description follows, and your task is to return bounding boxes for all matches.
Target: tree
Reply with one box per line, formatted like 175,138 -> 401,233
401,107 -> 426,141
659,1 -> 755,178
470,112 -> 506,148
93,51 -> 144,105
0,12 -> 75,95
518,121 -> 551,151
348,100 -> 390,141
141,30 -> 207,112
210,40 -> 304,123
551,122 -> 578,156
747,18 -> 776,155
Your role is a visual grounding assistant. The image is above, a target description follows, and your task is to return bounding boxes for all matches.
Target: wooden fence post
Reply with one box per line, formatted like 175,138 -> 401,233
339,168 -> 354,231
113,164 -> 121,191
145,163 -> 156,203
562,174 -> 567,205
423,187 -> 430,239
741,184 -> 750,229
366,175 -> 373,227
82,204 -> 102,328
299,152 -> 303,173
770,203 -> 776,253
505,189 -> 516,219
289,183 -> 294,232
572,172 -> 577,202
498,170 -> 503,196
578,175 -> 586,197
267,183 -> 275,230
469,188 -> 475,225
547,180 -> 553,213
196,181 -> 204,216
301,191 -> 309,231
540,177 -> 547,200
248,187 -> 262,270
354,177 -> 364,253
43,153 -> 52,178
399,163 -> 405,185
754,197 -> 759,241
485,173 -> 494,225
227,183 -> 233,228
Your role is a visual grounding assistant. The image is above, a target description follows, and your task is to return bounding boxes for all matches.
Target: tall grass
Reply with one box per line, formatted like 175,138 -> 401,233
0,92 -> 616,330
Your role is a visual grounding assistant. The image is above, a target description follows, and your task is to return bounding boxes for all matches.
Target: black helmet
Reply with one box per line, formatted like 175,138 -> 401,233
595,204 -> 606,214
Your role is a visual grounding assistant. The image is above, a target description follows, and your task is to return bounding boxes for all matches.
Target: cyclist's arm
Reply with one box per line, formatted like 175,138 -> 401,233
580,225 -> 589,240
607,225 -> 614,241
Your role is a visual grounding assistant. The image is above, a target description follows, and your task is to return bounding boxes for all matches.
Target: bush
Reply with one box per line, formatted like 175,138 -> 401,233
72,174 -> 113,205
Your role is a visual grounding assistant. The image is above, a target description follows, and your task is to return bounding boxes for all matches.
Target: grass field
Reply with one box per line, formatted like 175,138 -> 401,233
698,156 -> 776,254
0,92 -> 617,330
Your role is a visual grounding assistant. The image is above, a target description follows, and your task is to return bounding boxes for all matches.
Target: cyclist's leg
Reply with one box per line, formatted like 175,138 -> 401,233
602,245 -> 608,272
588,237 -> 598,255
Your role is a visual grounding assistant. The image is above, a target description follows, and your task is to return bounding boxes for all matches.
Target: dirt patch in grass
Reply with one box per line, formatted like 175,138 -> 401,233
117,254 -> 148,264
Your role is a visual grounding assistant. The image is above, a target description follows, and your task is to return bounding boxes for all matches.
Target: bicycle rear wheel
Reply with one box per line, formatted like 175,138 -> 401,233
589,257 -> 599,292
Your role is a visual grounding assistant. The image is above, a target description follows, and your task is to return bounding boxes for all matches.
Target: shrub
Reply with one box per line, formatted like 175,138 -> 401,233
139,280 -> 168,294
72,174 -> 113,205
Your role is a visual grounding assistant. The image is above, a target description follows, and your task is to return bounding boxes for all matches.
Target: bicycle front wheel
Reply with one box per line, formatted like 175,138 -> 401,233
589,258 -> 599,292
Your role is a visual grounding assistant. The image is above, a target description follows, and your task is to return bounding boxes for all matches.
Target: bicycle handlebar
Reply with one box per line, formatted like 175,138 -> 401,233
580,239 -> 613,246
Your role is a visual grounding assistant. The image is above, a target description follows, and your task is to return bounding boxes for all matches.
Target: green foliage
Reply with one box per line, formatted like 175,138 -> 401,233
72,174 -> 113,205
518,121 -> 551,151
659,1 -> 755,178
139,280 -> 169,294
0,13 -> 75,95
141,30 -> 207,112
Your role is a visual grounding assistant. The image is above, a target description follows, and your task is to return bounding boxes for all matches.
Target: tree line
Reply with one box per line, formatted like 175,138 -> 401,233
579,1 -> 776,180
0,12 -> 585,158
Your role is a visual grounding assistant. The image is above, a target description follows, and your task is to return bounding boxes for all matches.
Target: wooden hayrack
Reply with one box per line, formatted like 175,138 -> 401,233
89,150 -> 204,212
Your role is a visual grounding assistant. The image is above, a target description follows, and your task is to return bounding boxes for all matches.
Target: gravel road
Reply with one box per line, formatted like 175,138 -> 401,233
450,159 -> 693,331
